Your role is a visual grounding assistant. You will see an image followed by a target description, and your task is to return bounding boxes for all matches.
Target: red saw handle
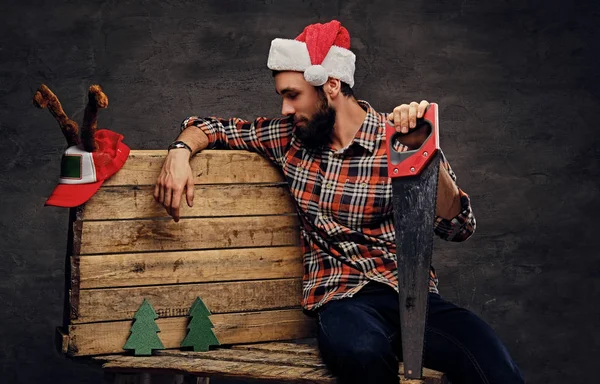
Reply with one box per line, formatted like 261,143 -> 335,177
385,103 -> 440,178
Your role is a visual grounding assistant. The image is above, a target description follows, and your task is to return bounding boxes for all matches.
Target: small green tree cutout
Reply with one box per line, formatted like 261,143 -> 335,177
123,299 -> 165,355
181,297 -> 220,352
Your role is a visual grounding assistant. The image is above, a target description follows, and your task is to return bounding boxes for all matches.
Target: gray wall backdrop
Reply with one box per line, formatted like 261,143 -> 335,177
1,0 -> 598,383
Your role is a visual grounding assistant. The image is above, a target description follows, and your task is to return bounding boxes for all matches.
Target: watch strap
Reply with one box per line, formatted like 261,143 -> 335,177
168,140 -> 192,153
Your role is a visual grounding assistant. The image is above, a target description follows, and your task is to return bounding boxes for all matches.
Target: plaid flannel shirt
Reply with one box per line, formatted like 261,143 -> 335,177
182,100 -> 476,311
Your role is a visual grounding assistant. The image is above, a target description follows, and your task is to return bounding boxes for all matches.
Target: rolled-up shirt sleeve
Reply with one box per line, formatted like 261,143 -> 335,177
433,152 -> 476,242
180,115 -> 293,164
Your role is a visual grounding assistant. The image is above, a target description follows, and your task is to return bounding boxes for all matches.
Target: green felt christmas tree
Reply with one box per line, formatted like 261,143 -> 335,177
181,297 -> 220,352
123,299 -> 165,356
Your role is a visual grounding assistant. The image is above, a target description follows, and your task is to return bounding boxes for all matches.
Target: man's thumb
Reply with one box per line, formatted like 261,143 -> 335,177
186,178 -> 195,207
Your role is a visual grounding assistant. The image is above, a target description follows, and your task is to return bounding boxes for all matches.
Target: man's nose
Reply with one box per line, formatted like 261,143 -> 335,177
281,100 -> 295,117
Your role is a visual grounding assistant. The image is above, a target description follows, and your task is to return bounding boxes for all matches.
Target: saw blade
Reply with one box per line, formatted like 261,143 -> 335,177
392,154 -> 440,379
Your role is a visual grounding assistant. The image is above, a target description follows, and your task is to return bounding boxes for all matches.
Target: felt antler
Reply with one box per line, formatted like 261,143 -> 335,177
32,84 -> 81,146
81,84 -> 108,152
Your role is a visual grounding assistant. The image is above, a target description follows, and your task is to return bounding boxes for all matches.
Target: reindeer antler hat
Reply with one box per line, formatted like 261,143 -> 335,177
33,84 -> 130,207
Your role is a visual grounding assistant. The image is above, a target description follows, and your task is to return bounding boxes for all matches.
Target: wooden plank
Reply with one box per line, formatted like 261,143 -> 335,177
75,278 -> 303,323
68,309 -> 316,356
67,206 -> 85,321
98,355 -> 336,383
83,184 -> 295,220
157,349 -> 326,369
231,342 -> 319,356
79,246 -> 303,289
55,326 -> 69,354
80,215 -> 300,255
96,352 -> 445,383
105,150 -> 285,187
157,349 -> 446,382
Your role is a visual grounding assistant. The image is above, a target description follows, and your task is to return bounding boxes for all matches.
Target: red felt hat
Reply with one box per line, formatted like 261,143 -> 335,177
267,20 -> 356,87
45,129 -> 130,207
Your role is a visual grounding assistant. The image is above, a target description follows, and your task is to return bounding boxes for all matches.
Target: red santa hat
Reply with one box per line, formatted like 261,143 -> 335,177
267,20 -> 356,88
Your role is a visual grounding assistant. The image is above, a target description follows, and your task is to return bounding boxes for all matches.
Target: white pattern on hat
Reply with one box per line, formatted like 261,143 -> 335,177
58,145 -> 97,185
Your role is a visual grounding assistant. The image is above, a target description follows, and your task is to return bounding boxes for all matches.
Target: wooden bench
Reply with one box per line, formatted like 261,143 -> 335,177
55,149 -> 447,384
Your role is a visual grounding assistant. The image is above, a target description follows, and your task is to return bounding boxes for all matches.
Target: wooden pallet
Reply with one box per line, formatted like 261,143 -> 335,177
96,341 -> 447,384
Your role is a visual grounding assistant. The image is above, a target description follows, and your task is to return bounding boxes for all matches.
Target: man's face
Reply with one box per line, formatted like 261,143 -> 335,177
274,71 -> 336,149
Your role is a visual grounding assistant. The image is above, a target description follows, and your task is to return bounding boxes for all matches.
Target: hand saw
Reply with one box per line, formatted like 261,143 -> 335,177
385,103 -> 441,381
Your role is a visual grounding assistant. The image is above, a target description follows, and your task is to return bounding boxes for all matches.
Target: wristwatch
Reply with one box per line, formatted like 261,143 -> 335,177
168,140 -> 192,153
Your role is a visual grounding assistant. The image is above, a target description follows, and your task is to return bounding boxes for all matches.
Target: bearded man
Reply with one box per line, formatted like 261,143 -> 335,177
154,20 -> 524,384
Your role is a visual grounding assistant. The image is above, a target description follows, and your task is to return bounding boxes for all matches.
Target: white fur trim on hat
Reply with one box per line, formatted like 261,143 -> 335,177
321,45 -> 356,88
267,39 -> 312,72
267,39 -> 356,88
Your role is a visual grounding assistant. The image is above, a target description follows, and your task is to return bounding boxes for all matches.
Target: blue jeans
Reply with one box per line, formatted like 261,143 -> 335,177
316,282 -> 525,384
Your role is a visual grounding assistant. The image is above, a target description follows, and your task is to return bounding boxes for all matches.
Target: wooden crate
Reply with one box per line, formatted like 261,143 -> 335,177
58,150 -> 315,357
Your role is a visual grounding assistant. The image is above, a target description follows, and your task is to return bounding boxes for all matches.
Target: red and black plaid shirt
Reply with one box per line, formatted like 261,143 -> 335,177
183,101 -> 476,311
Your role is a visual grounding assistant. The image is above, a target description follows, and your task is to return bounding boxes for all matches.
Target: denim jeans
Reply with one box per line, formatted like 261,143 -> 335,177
316,282 -> 525,384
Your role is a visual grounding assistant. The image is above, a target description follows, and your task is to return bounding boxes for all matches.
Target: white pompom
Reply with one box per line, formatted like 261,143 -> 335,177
304,65 -> 328,86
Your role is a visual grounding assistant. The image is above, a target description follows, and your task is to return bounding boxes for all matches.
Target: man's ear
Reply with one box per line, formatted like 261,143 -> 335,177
323,78 -> 341,99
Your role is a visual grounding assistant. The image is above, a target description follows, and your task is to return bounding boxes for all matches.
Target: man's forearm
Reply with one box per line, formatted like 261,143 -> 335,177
177,126 -> 210,156
436,165 -> 462,220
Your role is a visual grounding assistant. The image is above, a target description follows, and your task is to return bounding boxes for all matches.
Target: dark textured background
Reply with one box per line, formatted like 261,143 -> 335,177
1,0 -> 598,383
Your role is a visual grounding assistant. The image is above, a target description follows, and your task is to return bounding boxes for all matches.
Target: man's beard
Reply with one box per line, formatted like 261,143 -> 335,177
294,98 -> 336,150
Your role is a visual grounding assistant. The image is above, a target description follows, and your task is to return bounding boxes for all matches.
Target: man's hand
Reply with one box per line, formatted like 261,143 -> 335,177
153,149 -> 195,222
388,100 -> 430,150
